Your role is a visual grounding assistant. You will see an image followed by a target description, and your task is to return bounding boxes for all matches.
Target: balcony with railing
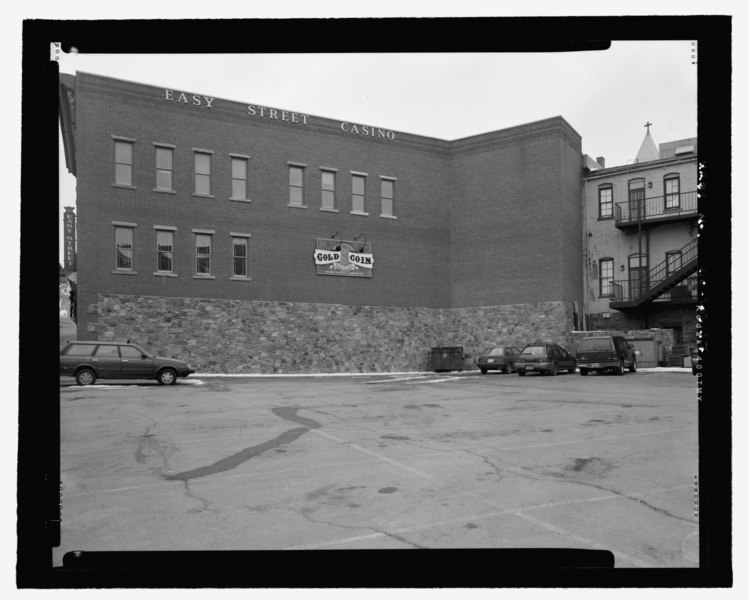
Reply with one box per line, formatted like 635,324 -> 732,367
608,238 -> 698,309
614,191 -> 698,229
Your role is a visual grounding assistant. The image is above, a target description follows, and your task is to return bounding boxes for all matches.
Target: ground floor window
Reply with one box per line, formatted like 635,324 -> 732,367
195,233 -> 212,274
115,226 -> 134,270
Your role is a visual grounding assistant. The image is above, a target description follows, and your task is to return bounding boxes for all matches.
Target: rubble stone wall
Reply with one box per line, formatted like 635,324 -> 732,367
87,295 -> 576,374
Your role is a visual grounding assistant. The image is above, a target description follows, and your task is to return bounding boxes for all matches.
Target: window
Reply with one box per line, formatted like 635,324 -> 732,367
381,177 -> 395,217
289,165 -> 305,207
664,174 -> 680,210
94,345 -> 119,358
321,170 -> 336,210
666,251 -> 682,275
120,345 -> 143,358
114,139 -> 134,186
599,258 -> 614,297
598,185 -> 613,219
231,156 -> 249,200
232,236 -> 249,278
352,174 -> 366,213
155,146 -> 174,191
195,234 -> 212,274
156,230 -> 174,273
65,344 -> 95,357
115,226 -> 134,270
194,151 -> 212,196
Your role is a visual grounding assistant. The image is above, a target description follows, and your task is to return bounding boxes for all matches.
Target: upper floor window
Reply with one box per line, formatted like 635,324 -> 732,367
115,225 -> 134,271
156,229 -> 174,273
114,139 -> 134,186
194,150 -> 212,196
664,174 -> 680,210
289,165 -> 305,207
352,173 -> 366,214
321,170 -> 336,210
380,177 -> 395,217
155,145 -> 174,192
231,156 -> 249,200
598,185 -> 613,219
599,257 -> 614,297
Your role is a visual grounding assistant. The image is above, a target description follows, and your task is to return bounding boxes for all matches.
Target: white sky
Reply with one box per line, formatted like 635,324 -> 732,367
57,42 -> 698,260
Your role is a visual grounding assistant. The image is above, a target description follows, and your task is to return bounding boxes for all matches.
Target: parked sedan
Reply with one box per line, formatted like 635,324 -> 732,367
476,346 -> 522,374
515,342 -> 576,376
60,341 -> 195,386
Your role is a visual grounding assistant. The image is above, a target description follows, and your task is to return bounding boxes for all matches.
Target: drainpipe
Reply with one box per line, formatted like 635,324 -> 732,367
582,177 -> 589,331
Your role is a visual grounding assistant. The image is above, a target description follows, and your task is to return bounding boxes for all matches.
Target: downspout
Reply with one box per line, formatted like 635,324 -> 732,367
582,176 -> 589,331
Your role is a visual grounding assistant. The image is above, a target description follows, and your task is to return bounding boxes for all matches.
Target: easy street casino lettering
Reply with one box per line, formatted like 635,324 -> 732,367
164,89 -> 396,141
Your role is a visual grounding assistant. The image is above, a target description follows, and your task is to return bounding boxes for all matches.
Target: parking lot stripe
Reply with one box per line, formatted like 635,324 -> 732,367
311,429 -> 434,479
286,484 -> 691,551
512,511 -> 654,568
490,426 -> 697,452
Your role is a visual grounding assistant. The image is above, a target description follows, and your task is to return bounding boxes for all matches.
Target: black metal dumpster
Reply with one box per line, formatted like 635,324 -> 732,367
431,346 -> 464,372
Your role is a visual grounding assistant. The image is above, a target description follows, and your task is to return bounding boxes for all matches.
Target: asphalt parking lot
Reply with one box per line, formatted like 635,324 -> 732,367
56,369 -> 699,572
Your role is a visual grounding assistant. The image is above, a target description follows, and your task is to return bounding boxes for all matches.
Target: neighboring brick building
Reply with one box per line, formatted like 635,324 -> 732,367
582,131 -> 699,349
58,71 -> 587,373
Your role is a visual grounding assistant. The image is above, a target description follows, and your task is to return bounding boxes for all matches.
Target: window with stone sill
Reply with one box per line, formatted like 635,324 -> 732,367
115,226 -> 134,271
114,139 -> 134,187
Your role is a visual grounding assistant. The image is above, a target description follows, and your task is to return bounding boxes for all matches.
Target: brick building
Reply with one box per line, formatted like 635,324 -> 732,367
582,131 -> 699,348
58,71 -> 587,373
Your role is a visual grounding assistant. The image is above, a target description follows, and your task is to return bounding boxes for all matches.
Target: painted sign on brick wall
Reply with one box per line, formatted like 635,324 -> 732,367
314,237 -> 373,278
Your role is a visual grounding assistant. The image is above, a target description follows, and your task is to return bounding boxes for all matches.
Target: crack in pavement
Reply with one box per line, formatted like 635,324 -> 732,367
505,465 -> 695,524
459,449 -> 505,480
181,480 -> 215,514
294,508 -> 426,549
133,423 -> 176,472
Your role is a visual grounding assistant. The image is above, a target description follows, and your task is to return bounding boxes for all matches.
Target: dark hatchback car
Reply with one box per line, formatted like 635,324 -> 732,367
575,335 -> 637,376
515,342 -> 576,376
60,341 -> 195,386
476,345 -> 522,374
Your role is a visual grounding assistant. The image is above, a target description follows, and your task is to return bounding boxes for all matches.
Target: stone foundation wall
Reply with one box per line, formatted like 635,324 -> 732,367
87,295 -> 576,374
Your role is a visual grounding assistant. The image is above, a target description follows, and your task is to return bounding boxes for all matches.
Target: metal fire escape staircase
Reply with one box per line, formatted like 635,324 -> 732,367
610,238 -> 698,309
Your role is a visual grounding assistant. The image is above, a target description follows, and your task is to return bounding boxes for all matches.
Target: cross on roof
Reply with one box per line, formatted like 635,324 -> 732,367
644,121 -> 653,134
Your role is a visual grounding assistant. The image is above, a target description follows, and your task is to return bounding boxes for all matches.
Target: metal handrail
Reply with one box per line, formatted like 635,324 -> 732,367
606,238 -> 698,303
614,190 -> 698,224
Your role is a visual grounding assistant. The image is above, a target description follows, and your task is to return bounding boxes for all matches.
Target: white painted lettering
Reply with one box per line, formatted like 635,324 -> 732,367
291,113 -> 299,123
177,92 -> 188,104
165,89 -> 174,101
247,104 -> 257,116
281,111 -> 289,122
203,96 -> 214,108
341,122 -> 350,132
192,94 -> 202,106
269,108 -> 279,120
